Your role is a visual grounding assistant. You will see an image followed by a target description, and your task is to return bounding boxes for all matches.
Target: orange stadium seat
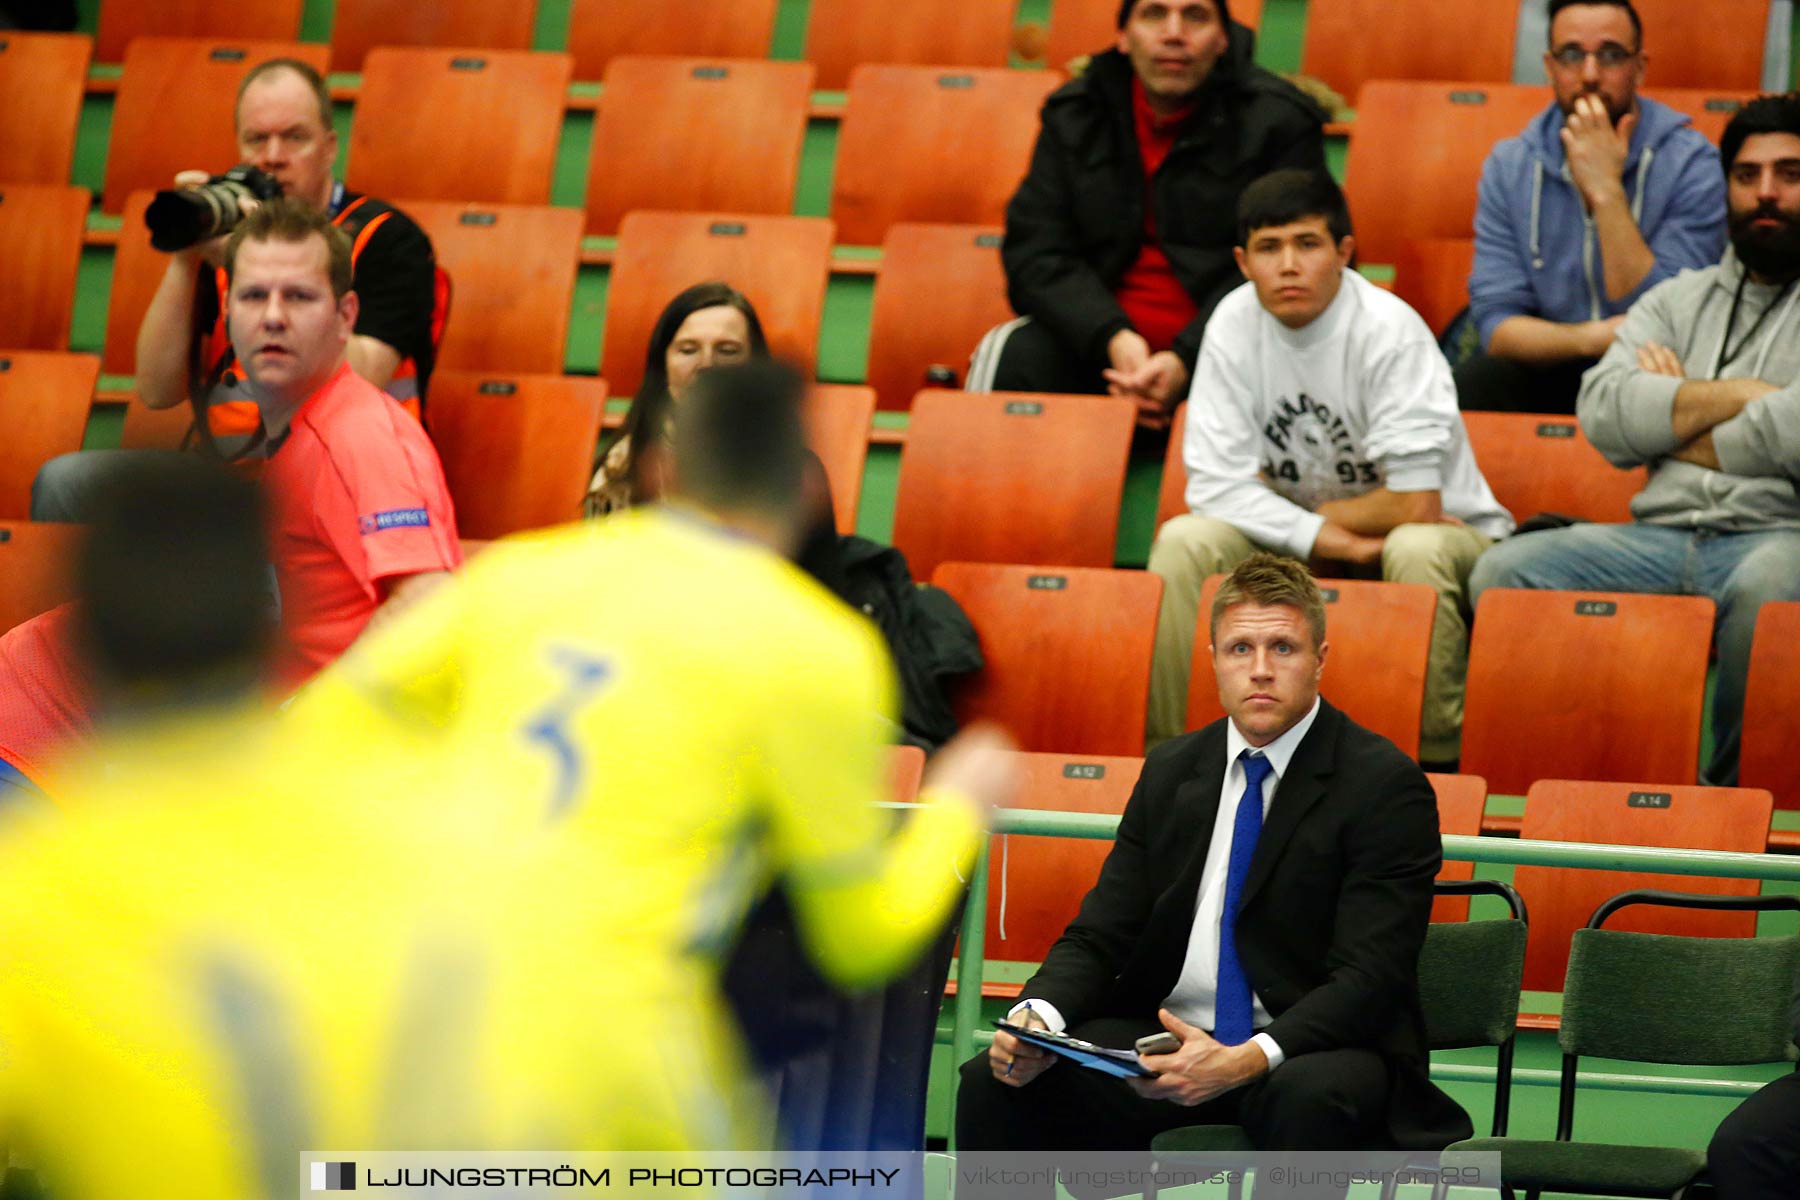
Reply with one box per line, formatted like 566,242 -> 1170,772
804,0 -> 1015,91
1514,779 -> 1772,993
1392,237 -> 1475,338
101,192 -> 161,377
95,0 -> 302,63
0,32 -> 91,186
933,562 -> 1161,757
602,211 -> 834,400
889,744 -> 926,802
1462,589 -> 1714,796
978,750 -> 1143,994
1641,87 -> 1759,144
1741,601 -> 1800,814
802,384 -> 875,536
832,66 -> 1062,247
103,39 -> 331,214
1343,82 -> 1550,266
1156,403 -> 1189,529
1461,411 -> 1646,525
0,521 -> 81,636
118,392 -> 195,452
566,0 -> 780,79
1185,574 -> 1437,759
1630,0 -> 1770,90
1429,773 -> 1489,923
891,390 -> 1135,581
426,371 -> 606,539
865,224 -> 1012,411
348,48 -> 572,206
1043,0 -> 1263,73
1300,0 -> 1516,102
0,353 -> 99,521
328,0 -> 537,72
0,186 -> 88,353
584,56 -> 813,236
402,201 -> 582,375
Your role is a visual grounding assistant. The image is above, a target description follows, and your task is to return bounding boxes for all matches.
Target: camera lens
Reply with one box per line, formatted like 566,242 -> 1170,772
144,189 -> 227,253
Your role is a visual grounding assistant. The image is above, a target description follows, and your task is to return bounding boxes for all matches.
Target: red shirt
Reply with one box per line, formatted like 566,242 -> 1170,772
1115,78 -> 1203,353
262,362 -> 461,690
0,604 -> 90,787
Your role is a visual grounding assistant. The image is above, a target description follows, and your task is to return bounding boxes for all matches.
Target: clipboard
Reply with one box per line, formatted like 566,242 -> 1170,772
994,1020 -> 1155,1079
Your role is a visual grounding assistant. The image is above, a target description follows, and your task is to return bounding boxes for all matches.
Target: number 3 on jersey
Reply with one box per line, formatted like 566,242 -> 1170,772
521,645 -> 614,821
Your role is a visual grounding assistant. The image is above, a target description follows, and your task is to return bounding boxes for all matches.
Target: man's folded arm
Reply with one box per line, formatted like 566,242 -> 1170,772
1576,285 -> 1694,466
1711,386 -> 1800,480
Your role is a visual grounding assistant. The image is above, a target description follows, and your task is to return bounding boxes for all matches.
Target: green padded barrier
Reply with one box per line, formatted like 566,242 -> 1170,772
772,0 -> 810,60
300,0 -> 334,44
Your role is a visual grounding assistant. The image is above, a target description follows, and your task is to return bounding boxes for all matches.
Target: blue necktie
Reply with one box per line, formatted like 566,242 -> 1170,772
1215,750 -> 1273,1045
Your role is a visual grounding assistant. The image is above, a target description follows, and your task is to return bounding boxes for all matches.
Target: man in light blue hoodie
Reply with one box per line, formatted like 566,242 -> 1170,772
1457,0 -> 1725,414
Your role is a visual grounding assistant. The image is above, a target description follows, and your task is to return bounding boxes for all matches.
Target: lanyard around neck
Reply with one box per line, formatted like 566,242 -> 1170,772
1713,269 -> 1797,379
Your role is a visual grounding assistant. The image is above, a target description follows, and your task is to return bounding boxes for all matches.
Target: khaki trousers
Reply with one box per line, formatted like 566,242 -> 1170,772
1145,515 -> 1493,762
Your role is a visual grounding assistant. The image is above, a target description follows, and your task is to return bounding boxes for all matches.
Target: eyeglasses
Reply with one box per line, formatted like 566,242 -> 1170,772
1549,43 -> 1639,68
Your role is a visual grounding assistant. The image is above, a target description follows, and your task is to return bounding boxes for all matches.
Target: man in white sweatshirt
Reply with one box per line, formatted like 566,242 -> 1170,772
1148,170 -> 1514,761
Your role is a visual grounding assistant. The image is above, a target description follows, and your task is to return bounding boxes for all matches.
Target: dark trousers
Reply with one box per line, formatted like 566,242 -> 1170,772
1452,353 -> 1594,415
968,317 -> 1108,396
968,318 -> 1175,458
955,1016 -> 1391,1199
1707,1069 -> 1800,1200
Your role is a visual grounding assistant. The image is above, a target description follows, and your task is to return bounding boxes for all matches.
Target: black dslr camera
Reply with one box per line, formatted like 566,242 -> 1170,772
143,165 -> 284,252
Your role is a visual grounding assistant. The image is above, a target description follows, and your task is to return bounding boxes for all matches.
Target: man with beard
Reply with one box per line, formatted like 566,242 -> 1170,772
1457,0 -> 1724,414
1469,93 -> 1800,787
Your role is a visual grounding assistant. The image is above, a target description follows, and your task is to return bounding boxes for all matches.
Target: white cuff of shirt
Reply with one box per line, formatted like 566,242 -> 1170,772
1007,998 -> 1067,1034
1382,457 -> 1445,493
1286,509 -> 1329,560
1251,1031 -> 1285,1071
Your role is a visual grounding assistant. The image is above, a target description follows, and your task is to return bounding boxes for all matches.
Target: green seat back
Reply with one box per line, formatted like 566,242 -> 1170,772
1561,928 -> 1800,1065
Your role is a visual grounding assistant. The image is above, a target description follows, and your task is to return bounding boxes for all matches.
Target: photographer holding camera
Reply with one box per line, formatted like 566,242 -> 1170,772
31,57 -> 441,520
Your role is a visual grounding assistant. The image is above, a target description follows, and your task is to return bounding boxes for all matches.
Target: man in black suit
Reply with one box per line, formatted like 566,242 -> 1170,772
1704,985 -> 1800,1200
956,553 -> 1470,1182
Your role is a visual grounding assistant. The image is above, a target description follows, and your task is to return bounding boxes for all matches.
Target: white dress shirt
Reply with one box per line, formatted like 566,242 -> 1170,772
1012,698 -> 1323,1073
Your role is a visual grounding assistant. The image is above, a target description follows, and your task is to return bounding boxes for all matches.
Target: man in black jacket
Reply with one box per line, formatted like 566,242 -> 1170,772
967,0 -> 1325,431
1705,984 -> 1800,1200
955,554 -> 1470,1191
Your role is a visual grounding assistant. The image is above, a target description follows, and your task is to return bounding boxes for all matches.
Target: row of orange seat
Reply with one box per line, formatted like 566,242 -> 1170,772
88,0 -> 1031,87
0,353 -> 1640,552
71,41 -> 1052,240
3,195 -> 1015,409
81,0 -> 1783,98
930,561 -> 1800,813
5,503 -> 1793,817
1,28 -> 1771,240
962,757 -> 1779,1011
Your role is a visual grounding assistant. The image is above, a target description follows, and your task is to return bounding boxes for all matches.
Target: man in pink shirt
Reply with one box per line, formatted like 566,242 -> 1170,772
0,606 -> 88,801
223,199 -> 461,688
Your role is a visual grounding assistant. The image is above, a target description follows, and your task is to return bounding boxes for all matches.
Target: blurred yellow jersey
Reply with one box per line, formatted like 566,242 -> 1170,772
0,711 -> 713,1200
296,507 -> 980,993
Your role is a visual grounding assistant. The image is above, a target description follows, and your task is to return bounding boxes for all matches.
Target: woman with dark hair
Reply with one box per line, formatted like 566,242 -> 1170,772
585,281 -> 769,515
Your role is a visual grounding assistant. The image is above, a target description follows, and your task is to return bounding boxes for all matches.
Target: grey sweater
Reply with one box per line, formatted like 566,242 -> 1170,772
1578,247 -> 1800,530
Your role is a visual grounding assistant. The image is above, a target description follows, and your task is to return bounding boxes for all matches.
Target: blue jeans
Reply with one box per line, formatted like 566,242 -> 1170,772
1468,522 -> 1800,785
31,449 -> 181,523
0,757 -> 44,808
